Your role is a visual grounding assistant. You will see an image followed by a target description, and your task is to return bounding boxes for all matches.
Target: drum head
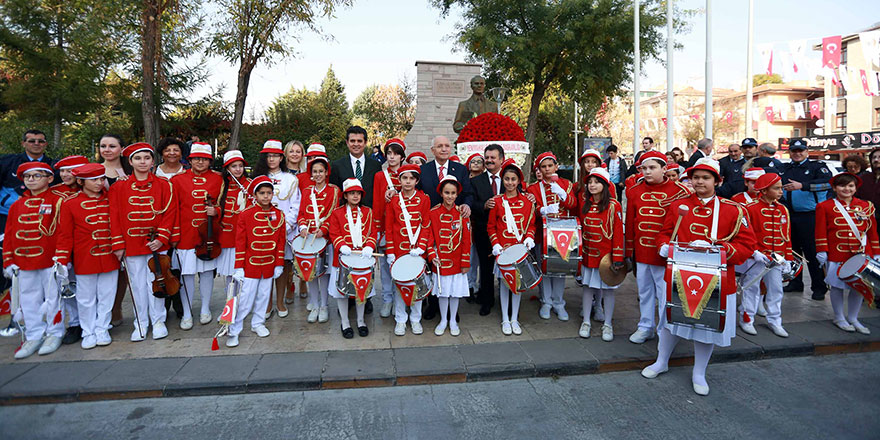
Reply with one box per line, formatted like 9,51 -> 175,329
340,253 -> 375,269
292,235 -> 327,254
391,254 -> 425,281
838,254 -> 867,279
497,244 -> 528,265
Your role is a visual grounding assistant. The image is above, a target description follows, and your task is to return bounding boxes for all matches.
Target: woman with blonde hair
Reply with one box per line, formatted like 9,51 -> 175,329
285,140 -> 307,175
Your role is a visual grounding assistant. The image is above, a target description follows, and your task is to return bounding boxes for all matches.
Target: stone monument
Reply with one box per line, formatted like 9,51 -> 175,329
453,75 -> 496,133
404,60 -> 482,155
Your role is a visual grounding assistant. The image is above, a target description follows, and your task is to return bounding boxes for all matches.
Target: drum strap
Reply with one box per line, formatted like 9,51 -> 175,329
383,169 -> 394,190
346,205 -> 364,248
744,193 -> 752,204
705,196 -> 720,241
539,181 -> 548,208
310,188 -> 322,229
397,193 -> 420,248
833,198 -> 866,248
502,198 -> 523,242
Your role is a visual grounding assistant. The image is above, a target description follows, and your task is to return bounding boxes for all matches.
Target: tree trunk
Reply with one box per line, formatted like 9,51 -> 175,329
524,81 -> 548,180
53,99 -> 62,151
228,64 -> 253,151
140,0 -> 160,145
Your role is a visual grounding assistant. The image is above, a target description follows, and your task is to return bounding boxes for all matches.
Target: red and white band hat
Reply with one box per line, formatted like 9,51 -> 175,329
306,143 -> 327,157
407,151 -> 427,163
588,167 -> 612,187
247,175 -> 274,195
638,150 -> 668,167
536,151 -> 558,166
465,153 -> 483,168
436,175 -> 462,194
54,155 -> 89,170
580,149 -> 602,164
16,162 -> 54,180
342,177 -> 364,194
449,155 -> 461,163
398,163 -> 421,178
71,163 -> 106,179
743,167 -> 765,181
309,154 -> 330,173
384,138 -> 406,153
686,157 -> 722,181
754,173 -> 781,191
223,150 -> 247,168
189,142 -> 213,160
123,142 -> 154,158
260,139 -> 284,154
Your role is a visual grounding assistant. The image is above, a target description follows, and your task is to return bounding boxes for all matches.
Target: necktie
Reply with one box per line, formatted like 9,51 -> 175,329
439,165 -> 445,180
355,159 -> 362,181
492,175 -> 498,195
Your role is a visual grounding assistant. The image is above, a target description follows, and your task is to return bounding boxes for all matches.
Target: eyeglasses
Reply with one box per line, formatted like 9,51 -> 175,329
25,139 -> 47,145
470,159 -> 484,165
22,173 -> 50,181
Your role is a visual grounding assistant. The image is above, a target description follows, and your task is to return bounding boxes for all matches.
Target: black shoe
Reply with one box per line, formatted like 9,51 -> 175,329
479,305 -> 491,316
783,284 -> 804,293
172,295 -> 184,319
811,291 -> 827,301
423,307 -> 437,321
61,325 -> 82,345
358,325 -> 369,337
456,312 -> 460,323
341,326 -> 354,339
465,295 -> 475,304
365,300 -> 373,315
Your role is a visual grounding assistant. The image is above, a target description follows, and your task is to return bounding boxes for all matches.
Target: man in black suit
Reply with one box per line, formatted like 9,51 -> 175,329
329,125 -> 383,313
717,140 -> 748,198
684,138 -> 714,169
418,135 -> 474,319
469,144 -> 505,315
626,137 -> 655,177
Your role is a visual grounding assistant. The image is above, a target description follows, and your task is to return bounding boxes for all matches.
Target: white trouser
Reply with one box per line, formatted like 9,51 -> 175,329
467,242 -> 479,289
379,254 -> 394,304
636,263 -> 666,332
393,292 -> 423,324
181,272 -> 215,319
125,255 -> 166,330
75,271 -> 118,337
307,274 -> 330,309
230,277 -> 272,336
540,276 -> 566,308
741,262 -> 784,327
19,268 -> 64,341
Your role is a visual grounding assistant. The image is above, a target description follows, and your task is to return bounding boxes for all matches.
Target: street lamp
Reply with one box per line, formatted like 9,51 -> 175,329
489,87 -> 509,114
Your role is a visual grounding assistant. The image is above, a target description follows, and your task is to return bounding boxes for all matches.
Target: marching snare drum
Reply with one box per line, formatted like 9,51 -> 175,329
782,257 -> 804,284
390,254 -> 433,306
837,254 -> 880,309
497,243 -> 543,293
665,243 -> 728,333
336,253 -> 375,303
292,234 -> 328,282
542,216 -> 581,276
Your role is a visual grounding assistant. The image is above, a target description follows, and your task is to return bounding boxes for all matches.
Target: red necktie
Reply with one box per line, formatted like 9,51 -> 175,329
439,165 -> 445,180
492,175 -> 498,195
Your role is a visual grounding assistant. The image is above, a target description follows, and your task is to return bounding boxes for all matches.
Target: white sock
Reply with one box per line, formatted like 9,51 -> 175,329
830,287 -> 847,323
692,341 -> 714,387
846,288 -> 864,326
336,298 -> 350,330
449,298 -> 460,329
319,276 -> 329,308
647,327 -> 679,373
499,284 -> 510,323
181,274 -> 196,320
356,303 -> 366,327
438,297 -> 449,326
199,271 -> 213,316
602,290 -> 615,327
511,291 -> 522,323
582,287 -> 595,323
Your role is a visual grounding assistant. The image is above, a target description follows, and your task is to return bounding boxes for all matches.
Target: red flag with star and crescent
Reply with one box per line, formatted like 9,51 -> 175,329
845,279 -> 877,309
674,268 -> 719,319
294,255 -> 317,282
500,267 -> 520,294
397,283 -> 416,307
349,271 -> 373,304
0,290 -> 10,317
822,35 -> 842,68
550,230 -> 576,261
219,297 -> 237,325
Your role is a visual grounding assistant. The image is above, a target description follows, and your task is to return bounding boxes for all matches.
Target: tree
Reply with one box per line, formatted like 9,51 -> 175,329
753,73 -> 783,87
207,0 -> 350,150
352,77 -> 416,146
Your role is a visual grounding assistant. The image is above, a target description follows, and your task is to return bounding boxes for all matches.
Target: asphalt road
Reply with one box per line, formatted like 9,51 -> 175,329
1,353 -> 877,440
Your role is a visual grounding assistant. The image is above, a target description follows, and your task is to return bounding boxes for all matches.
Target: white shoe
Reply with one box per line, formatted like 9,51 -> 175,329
38,335 -> 62,355
854,322 -> 871,335
306,302 -> 315,312
592,303 -> 605,322
834,320 -> 856,332
0,324 -> 20,337
81,335 -> 97,350
769,323 -> 789,338
252,325 -> 270,338
180,317 -> 193,330
318,306 -> 329,323
380,302 -> 393,318
693,381 -> 710,396
450,323 -> 461,337
200,313 -> 212,325
307,309 -> 319,323
14,339 -> 42,359
152,322 -> 168,340
601,324 -> 614,342
511,321 -> 522,335
131,326 -> 146,342
96,330 -> 112,346
539,304 -> 551,320
554,306 -> 569,322
501,321 -> 512,335
739,321 -> 757,335
579,322 -> 591,338
226,335 -> 239,347
394,322 -> 406,336
277,308 -> 289,318
411,321 -> 423,335
629,329 -> 653,344
641,365 -> 668,379
757,302 -> 768,317
435,321 -> 447,336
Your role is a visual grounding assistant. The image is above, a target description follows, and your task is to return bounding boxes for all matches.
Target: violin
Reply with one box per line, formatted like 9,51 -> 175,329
147,230 -> 180,299
196,195 -> 222,261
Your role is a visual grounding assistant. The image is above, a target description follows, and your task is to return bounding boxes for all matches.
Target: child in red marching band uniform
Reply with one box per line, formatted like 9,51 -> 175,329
110,142 -> 177,342
170,142 -> 223,329
644,158 -> 756,396
227,176 -> 286,347
815,172 -> 880,334
624,150 -> 690,344
296,154 -> 340,324
3,163 -> 64,358
730,167 -> 764,205
55,163 -> 120,349
427,175 -> 471,336
576,148 -> 616,322
385,164 -> 431,336
217,150 -> 252,288
528,152 -> 576,321
373,139 -> 406,318
328,178 -> 377,339
576,168 -> 624,342
739,173 -> 792,338
488,159 -> 537,336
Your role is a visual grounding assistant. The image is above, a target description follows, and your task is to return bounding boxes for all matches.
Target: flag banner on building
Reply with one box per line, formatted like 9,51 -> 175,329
794,101 -> 806,120
779,105 -> 788,122
764,106 -> 775,122
758,44 -> 773,75
859,31 -> 880,69
828,98 -> 838,116
724,111 -> 733,125
789,40 -> 806,72
809,100 -> 822,119
823,35 -> 842,68
839,65 -> 852,93
860,69 -> 875,96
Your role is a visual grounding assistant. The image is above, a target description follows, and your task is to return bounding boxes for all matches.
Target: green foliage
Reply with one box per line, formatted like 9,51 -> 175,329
753,73 -> 783,87
351,77 -> 416,146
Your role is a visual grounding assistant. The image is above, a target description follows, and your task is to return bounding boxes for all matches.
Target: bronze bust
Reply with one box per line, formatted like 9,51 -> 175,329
453,75 -> 496,133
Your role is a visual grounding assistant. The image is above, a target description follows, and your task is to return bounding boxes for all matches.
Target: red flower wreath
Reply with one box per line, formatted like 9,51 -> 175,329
456,112 -> 526,143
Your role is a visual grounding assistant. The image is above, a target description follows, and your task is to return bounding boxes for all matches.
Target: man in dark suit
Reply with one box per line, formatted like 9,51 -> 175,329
469,143 -> 505,315
626,137 -> 654,177
717,140 -> 748,198
684,137 -> 714,169
603,144 -> 627,196
418,135 -> 474,319
329,125 -> 383,314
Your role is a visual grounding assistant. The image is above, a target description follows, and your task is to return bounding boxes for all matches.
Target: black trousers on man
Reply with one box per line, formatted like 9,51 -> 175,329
789,211 -> 827,296
473,226 -> 496,310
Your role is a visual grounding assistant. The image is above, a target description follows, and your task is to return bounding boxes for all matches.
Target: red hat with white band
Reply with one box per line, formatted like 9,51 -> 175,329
754,173 -> 781,191
71,163 -> 106,179
536,152 -> 558,166
501,158 -> 525,182
247,175 -> 274,195
743,167 -> 765,181
384,138 -> 406,154
580,149 -> 602,164
638,150 -> 668,167
306,143 -> 327,157
686,157 -> 722,181
123,142 -> 154,158
398,163 -> 421,178
16,162 -> 54,180
465,153 -> 483,168
189,142 -> 214,160
588,167 -> 612,187
223,150 -> 247,168
54,155 -> 89,170
342,177 -> 364,194
436,175 -> 462,194
407,151 -> 427,163
449,155 -> 461,163
260,139 -> 284,154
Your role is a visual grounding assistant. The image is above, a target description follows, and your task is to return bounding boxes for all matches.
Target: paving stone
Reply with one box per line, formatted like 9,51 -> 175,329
580,337 -> 656,371
322,349 -> 394,386
82,357 -> 188,393
712,335 -> 764,363
248,352 -> 326,392
0,363 -> 37,388
517,338 -> 598,377
165,355 -> 260,396
459,342 -> 534,381
0,360 -> 113,399
785,320 -> 868,349
393,346 -> 465,378
738,324 -> 814,358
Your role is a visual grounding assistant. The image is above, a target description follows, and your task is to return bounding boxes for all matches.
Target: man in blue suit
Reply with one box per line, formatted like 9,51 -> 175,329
419,135 -> 474,319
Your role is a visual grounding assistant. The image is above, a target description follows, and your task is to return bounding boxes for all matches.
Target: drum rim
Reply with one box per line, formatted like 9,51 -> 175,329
497,243 -> 528,265
340,253 -> 375,269
391,254 -> 426,281
838,254 -> 868,279
292,235 -> 328,252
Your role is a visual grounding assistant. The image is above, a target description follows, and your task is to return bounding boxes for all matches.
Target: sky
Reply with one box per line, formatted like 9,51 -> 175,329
193,0 -> 880,122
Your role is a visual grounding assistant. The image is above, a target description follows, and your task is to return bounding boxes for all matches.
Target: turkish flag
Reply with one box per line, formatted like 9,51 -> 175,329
294,255 -> 317,282
809,99 -> 821,119
499,266 -> 520,294
662,117 -> 667,127
860,69 -> 875,96
349,271 -> 373,304
396,283 -> 416,307
724,111 -> 733,125
550,229 -> 576,261
845,279 -> 876,308
767,50 -> 774,75
822,35 -> 842,68
219,297 -> 237,325
674,268 -> 719,319
0,290 -> 10,317
765,106 -> 775,122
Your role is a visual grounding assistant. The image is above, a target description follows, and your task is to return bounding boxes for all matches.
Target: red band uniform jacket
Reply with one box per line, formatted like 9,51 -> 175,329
426,204 -> 472,275
625,178 -> 690,266
171,169 -> 223,250
3,190 -> 63,270
815,197 -> 880,263
327,205 -> 377,267
218,177 -> 252,249
55,191 -> 120,274
745,198 -> 793,261
234,205 -> 286,278
487,193 -> 536,249
577,196 -> 624,268
384,190 -> 431,258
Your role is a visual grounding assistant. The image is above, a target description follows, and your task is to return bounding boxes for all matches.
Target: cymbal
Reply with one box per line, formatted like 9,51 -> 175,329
599,253 -> 628,286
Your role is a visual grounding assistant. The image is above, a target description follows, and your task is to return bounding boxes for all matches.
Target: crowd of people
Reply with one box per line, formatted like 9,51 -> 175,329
0,127 -> 877,397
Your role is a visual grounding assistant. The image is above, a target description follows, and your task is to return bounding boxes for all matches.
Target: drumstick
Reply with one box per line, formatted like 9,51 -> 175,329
670,205 -> 689,242
353,250 -> 385,257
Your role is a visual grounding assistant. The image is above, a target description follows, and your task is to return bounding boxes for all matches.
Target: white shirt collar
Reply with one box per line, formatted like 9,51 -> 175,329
350,154 -> 364,171
436,160 -> 447,177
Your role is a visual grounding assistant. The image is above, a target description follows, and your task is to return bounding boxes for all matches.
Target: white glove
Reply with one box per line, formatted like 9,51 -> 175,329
340,245 -> 352,256
540,204 -> 560,216
233,268 -> 245,283
689,240 -> 711,248
273,266 -> 284,279
659,244 -> 670,258
752,251 -> 769,264
523,237 -> 535,250
409,248 -> 425,257
492,244 -> 503,256
873,255 -> 880,261
362,246 -> 374,256
387,254 -> 396,265
54,261 -> 68,280
784,260 -> 793,273
816,252 -> 828,266
3,264 -> 19,279
549,182 -> 567,200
